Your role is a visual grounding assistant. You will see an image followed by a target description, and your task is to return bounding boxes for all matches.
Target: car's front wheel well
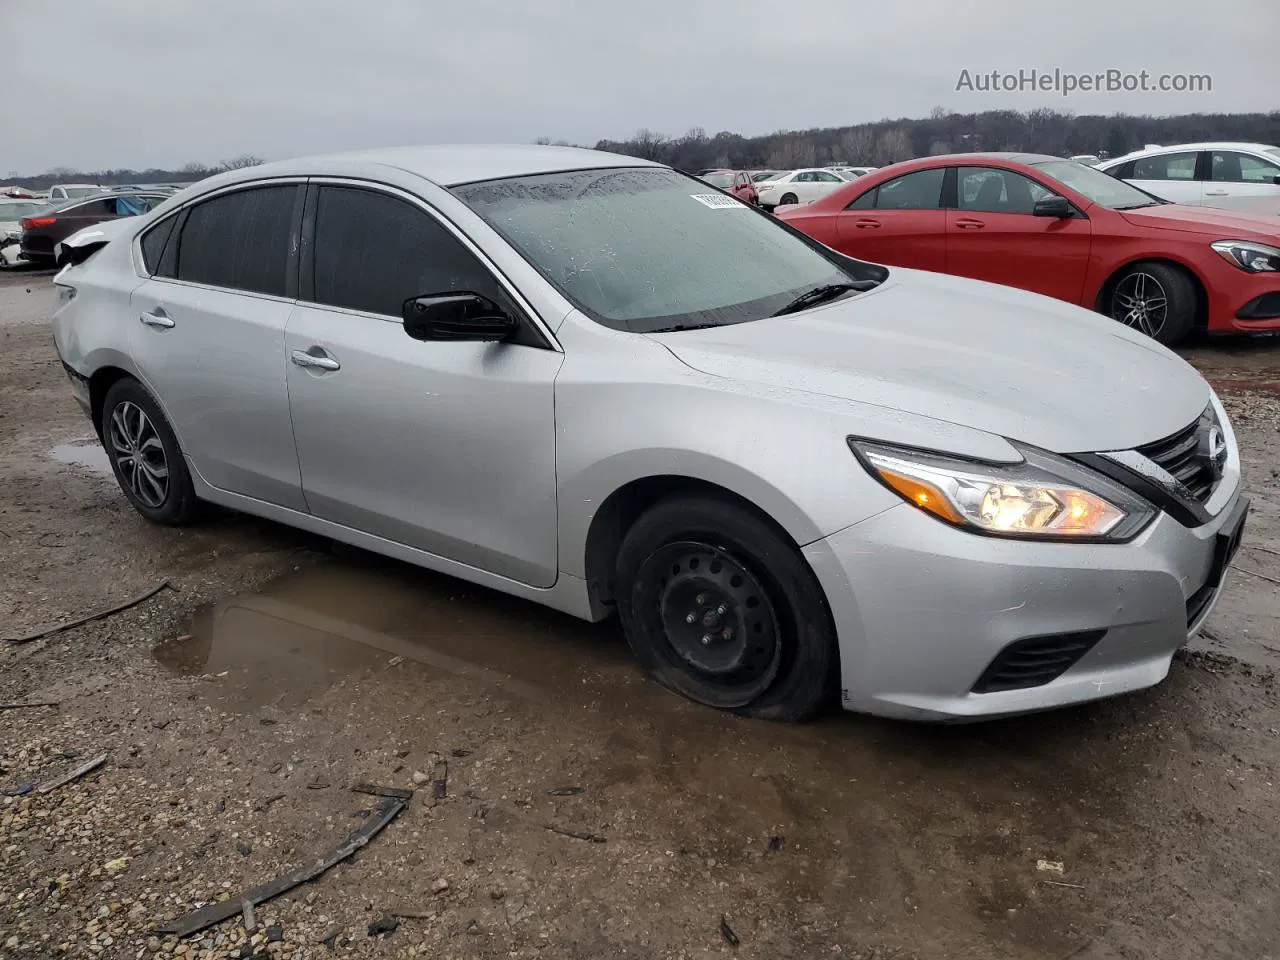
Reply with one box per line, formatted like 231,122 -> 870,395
88,366 -> 134,439
583,476 -> 800,616
1096,258 -> 1209,331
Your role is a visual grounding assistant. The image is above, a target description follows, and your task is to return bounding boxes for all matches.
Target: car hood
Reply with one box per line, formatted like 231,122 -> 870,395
1119,203 -> 1280,238
649,269 -> 1209,455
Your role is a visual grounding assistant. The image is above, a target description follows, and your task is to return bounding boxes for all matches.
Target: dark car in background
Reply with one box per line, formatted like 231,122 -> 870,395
19,192 -> 169,265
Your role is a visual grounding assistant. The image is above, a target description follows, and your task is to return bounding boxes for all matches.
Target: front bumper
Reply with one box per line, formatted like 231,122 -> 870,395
806,482 -> 1247,721
1203,258 -> 1280,332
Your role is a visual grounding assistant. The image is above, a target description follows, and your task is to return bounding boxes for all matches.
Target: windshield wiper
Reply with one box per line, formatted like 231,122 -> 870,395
1113,201 -> 1162,210
770,281 -> 874,317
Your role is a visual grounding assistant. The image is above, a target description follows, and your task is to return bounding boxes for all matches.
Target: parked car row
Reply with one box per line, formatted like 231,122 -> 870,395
1,189 -> 173,268
778,152 -> 1280,345
50,143 -> 1250,726
1097,142 -> 1280,214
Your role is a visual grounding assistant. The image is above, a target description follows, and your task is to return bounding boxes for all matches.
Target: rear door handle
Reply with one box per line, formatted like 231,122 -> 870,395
954,218 -> 986,229
1205,189 -> 1229,196
290,349 -> 341,372
139,311 -> 174,329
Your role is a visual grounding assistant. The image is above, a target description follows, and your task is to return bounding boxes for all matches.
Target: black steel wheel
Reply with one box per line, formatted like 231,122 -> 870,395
779,192 -> 799,206
616,495 -> 836,721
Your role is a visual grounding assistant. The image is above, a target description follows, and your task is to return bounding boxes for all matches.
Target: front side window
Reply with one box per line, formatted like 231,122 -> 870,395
1211,151 -> 1280,183
872,169 -> 945,210
957,167 -> 1053,214
175,184 -> 299,297
1132,151 -> 1198,181
1032,160 -> 1159,210
452,167 -> 881,333
311,185 -> 508,318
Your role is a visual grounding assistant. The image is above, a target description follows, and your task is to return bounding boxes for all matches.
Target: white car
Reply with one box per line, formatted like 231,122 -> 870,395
0,197 -> 52,267
48,183 -> 102,201
755,168 -> 851,210
1097,143 -> 1280,214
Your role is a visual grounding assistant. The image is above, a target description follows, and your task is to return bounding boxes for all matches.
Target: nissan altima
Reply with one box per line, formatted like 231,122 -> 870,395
50,145 -> 1248,722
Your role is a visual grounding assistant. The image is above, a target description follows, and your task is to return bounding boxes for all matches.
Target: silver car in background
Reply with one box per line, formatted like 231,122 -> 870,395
51,145 -> 1248,722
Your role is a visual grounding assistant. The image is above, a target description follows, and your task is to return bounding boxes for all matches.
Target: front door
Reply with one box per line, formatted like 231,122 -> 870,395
945,166 -> 1092,304
128,182 -> 306,510
284,183 -> 562,587
1204,150 -> 1280,212
835,167 -> 948,271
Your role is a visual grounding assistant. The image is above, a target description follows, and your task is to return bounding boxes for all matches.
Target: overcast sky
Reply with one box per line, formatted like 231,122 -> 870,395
5,0 -> 1276,175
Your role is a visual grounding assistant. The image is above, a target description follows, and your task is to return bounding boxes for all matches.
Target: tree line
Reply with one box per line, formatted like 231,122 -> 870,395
8,108 -> 1280,185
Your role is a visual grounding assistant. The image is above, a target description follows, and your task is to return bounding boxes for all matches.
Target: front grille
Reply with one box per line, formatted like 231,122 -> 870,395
1136,420 -> 1215,504
971,630 -> 1106,694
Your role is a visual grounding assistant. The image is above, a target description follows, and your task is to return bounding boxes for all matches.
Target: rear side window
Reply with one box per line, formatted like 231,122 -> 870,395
1132,151 -> 1198,181
175,185 -> 299,297
310,185 -> 508,317
872,169 -> 945,210
140,215 -> 177,274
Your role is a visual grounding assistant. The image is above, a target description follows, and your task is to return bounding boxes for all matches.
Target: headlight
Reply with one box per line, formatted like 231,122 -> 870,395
849,439 -> 1156,541
1211,240 -> 1280,273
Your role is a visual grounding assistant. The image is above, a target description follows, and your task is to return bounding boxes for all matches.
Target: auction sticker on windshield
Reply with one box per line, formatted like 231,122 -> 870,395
690,194 -> 746,209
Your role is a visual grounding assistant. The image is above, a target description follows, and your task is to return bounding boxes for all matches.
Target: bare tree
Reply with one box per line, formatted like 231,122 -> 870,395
870,128 -> 913,166
766,135 -> 818,170
928,138 -> 952,156
929,105 -> 953,121
838,128 -> 876,164
630,129 -> 670,161
220,155 -> 265,171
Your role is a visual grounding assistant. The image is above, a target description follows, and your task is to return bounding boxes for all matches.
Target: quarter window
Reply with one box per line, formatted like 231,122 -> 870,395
310,185 -> 508,318
175,185 -> 299,297
140,215 -> 177,274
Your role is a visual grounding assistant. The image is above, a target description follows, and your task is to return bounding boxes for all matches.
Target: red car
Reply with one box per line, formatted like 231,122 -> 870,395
778,152 -> 1280,345
699,170 -> 759,205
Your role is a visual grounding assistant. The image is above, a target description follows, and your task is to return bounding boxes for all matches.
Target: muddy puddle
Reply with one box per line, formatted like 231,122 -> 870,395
49,436 -> 111,474
151,562 -> 648,714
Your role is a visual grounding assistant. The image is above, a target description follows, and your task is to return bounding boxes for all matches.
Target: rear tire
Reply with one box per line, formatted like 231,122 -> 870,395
1106,261 -> 1196,346
615,496 -> 836,722
779,192 -> 799,206
101,378 -> 198,525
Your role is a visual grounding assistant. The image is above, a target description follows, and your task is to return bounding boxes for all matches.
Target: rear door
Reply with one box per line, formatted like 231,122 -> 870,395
1123,150 -> 1203,204
128,182 -> 307,510
945,166 -> 1091,304
834,167 -> 947,271
1204,150 -> 1280,212
284,182 -> 562,586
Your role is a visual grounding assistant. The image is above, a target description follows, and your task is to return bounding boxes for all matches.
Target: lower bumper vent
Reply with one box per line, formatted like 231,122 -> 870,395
972,630 -> 1106,694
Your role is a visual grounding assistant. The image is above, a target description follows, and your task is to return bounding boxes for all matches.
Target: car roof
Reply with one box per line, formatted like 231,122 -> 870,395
1101,142 -> 1278,165
229,144 -> 662,188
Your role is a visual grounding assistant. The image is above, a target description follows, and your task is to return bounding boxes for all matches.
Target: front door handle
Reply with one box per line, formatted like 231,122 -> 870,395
1205,189 -> 1229,196
954,218 -> 986,229
290,349 -> 341,372
139,311 -> 174,329
852,218 -> 881,229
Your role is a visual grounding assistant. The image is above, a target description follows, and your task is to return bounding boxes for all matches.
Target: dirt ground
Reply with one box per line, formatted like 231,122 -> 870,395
2,267 -> 1279,960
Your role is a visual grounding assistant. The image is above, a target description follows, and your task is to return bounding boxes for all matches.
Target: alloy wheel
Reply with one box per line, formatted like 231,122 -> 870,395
108,401 -> 170,509
1112,271 -> 1169,339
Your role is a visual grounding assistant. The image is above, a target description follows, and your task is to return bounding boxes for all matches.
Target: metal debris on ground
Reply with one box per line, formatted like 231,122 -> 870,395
1036,859 -> 1066,876
36,753 -> 107,794
0,701 -> 59,710
544,824 -> 607,843
367,915 -> 399,937
351,782 -> 414,800
546,786 -> 585,796
154,795 -> 409,938
719,915 -> 741,947
4,580 -> 172,643
431,758 -> 448,799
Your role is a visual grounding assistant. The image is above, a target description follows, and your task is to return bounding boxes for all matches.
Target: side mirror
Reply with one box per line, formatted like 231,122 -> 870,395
402,292 -> 518,343
1272,175 -> 1280,186
1033,196 -> 1073,218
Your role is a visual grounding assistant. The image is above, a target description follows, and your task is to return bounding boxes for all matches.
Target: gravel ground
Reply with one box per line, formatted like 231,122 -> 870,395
2,269 -> 1279,960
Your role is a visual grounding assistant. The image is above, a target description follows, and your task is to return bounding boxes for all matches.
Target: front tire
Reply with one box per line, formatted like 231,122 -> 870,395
1106,262 -> 1196,345
615,496 -> 836,722
101,378 -> 198,525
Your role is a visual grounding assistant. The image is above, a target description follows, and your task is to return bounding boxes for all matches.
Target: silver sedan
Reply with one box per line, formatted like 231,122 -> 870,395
50,145 -> 1248,722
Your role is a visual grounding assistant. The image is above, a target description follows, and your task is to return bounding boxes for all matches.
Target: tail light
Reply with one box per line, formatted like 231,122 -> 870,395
21,217 -> 57,230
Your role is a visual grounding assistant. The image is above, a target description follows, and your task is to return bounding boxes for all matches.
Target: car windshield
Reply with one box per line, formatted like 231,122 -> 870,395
452,167 -> 882,333
701,172 -> 735,188
59,186 -> 99,198
752,171 -> 781,181
0,201 -> 49,220
1033,160 -> 1163,209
